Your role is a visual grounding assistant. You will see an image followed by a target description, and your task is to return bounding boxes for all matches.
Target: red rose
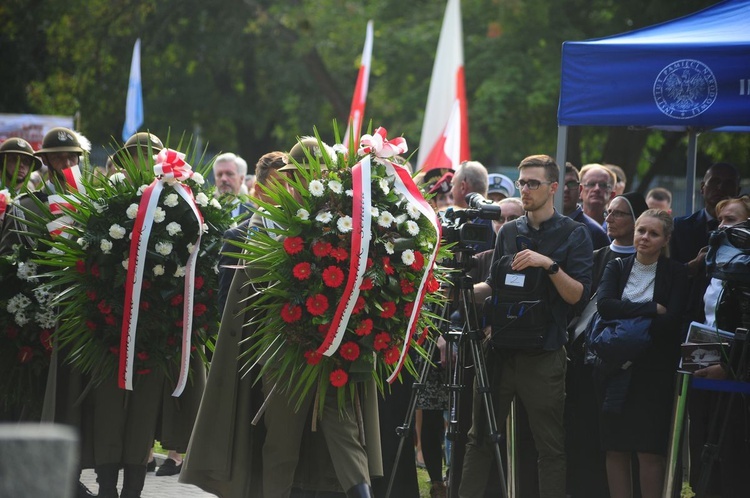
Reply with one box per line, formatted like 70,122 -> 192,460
312,240 -> 332,257
86,290 -> 97,301
6,325 -> 19,340
403,302 -> 414,317
322,266 -> 345,288
281,303 -> 302,323
17,346 -> 34,364
330,247 -> 348,262
306,294 -> 329,316
86,321 -> 97,331
104,314 -> 116,326
137,351 -> 150,361
304,350 -> 322,365
170,294 -> 184,307
283,236 -> 304,255
339,341 -> 360,361
400,279 -> 415,294
293,262 -> 312,280
382,257 -> 394,275
194,303 -> 207,317
411,251 -> 425,271
91,263 -> 100,278
194,276 -> 204,290
374,332 -> 391,351
330,368 -> 348,387
352,296 -> 366,314
355,319 -> 373,336
426,274 -> 440,293
360,278 -> 373,291
97,300 -> 112,315
75,260 -> 86,274
380,302 -> 396,319
140,301 -> 150,311
384,346 -> 400,365
40,330 -> 53,351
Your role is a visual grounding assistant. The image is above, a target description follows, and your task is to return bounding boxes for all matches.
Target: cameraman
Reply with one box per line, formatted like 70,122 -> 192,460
459,155 -> 592,498
450,160 -> 495,252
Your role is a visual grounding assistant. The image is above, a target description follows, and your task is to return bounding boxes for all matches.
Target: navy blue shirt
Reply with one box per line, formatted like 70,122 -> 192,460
568,205 -> 610,250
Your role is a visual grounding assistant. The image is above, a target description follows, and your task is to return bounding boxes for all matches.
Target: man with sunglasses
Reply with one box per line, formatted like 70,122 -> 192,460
460,155 -> 592,498
562,163 -> 610,250
579,163 -> 617,226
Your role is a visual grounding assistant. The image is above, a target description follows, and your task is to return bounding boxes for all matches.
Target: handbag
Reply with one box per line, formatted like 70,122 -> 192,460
585,312 -> 652,365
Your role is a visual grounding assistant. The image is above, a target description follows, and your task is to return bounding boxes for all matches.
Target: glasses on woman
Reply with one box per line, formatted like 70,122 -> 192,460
605,209 -> 632,219
515,179 -> 552,191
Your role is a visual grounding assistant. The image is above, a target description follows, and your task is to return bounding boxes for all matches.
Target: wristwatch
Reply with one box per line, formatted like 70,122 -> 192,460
547,261 -> 559,275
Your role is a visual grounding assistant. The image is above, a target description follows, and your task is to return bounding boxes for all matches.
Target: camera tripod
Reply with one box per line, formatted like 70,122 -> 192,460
386,250 -> 508,498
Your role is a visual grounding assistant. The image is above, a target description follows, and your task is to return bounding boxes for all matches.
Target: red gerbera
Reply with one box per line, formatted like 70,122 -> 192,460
104,314 -> 116,326
322,266 -> 345,287
304,350 -> 322,365
312,240 -> 332,257
39,330 -> 53,351
411,251 -> 425,271
281,303 -> 302,323
330,368 -> 348,387
403,302 -> 414,317
382,257 -> 394,275
86,290 -> 97,301
426,273 -> 440,293
283,236 -> 305,255
360,278 -> 373,291
380,302 -> 396,319
374,332 -> 391,351
17,347 -> 33,364
355,318 -> 373,336
339,341 -> 360,361
75,260 -> 86,274
352,296 -> 366,314
415,327 -> 429,346
91,263 -> 101,278
170,294 -> 183,307
194,276 -> 204,290
86,321 -> 97,331
293,262 -> 312,280
318,323 -> 331,335
306,294 -> 329,316
330,247 -> 348,262
400,279 -> 415,294
194,303 -> 207,317
97,300 -> 112,315
383,346 -> 400,365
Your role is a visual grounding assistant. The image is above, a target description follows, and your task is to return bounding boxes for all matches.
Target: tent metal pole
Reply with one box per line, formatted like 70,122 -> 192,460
686,129 -> 698,215
555,126 -> 568,213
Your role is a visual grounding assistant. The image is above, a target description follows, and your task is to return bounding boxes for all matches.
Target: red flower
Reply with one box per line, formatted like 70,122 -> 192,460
137,351 -> 150,361
104,314 -> 116,326
355,319 -> 373,336
366,258 -> 374,269
317,323 -> 331,335
109,346 -> 120,355
86,321 -> 97,331
194,303 -> 207,317
6,325 -> 19,340
40,330 -> 53,351
330,368 -> 348,387
86,290 -> 97,301
281,303 -> 302,323
140,301 -> 150,311
352,296 -> 366,314
75,260 -> 86,274
403,302 -> 414,317
411,251 -> 425,271
97,300 -> 112,315
426,274 -> 440,293
416,327 -> 429,346
170,294 -> 183,307
304,350 -> 322,365
360,278 -> 373,291
194,276 -> 204,290
136,369 -> 152,375
322,266 -> 345,288
339,341 -> 360,361
380,302 -> 396,319
17,346 -> 34,364
175,319 -> 184,328
283,236 -> 304,255
312,240 -> 332,257
382,257 -> 394,275
400,279 -> 415,294
384,346 -> 400,365
330,247 -> 348,262
91,263 -> 100,278
306,294 -> 329,316
293,262 -> 312,280
374,332 -> 391,351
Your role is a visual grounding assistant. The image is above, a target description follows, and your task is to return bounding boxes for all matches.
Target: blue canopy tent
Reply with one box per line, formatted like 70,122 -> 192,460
556,0 -> 750,214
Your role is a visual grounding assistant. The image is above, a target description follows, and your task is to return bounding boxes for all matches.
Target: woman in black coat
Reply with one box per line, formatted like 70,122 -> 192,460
595,209 -> 688,498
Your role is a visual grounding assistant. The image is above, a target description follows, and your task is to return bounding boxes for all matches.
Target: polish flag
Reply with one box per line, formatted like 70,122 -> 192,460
417,0 -> 470,171
343,20 -> 374,148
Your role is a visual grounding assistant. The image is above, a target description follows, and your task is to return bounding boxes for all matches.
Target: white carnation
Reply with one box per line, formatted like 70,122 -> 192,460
166,222 -> 182,236
328,181 -> 343,194
153,207 -> 166,223
126,203 -> 139,219
377,211 -> 394,228
163,193 -> 179,208
337,216 -> 353,233
109,172 -> 127,185
407,203 -> 421,220
109,224 -> 126,240
296,208 -> 310,220
173,265 -> 186,278
210,198 -> 222,209
187,243 -> 196,254
309,180 -> 325,197
122,259 -> 129,270
191,172 -> 205,185
77,237 -> 89,249
93,199 -> 108,214
401,249 -> 416,266
345,189 -> 354,197
100,239 -> 113,254
195,192 -> 209,207
155,241 -> 173,256
137,185 -> 149,196
152,264 -> 165,276
405,220 -> 420,236
379,178 -> 390,195
315,211 -> 332,224
202,223 -> 209,234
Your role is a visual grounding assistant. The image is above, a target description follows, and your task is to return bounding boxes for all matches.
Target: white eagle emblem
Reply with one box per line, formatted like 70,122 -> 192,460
653,59 -> 717,120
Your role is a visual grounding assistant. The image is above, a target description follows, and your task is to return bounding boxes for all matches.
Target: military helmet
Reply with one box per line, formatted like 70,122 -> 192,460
279,137 -> 329,172
114,132 -> 164,166
36,127 -> 84,154
0,137 -> 43,171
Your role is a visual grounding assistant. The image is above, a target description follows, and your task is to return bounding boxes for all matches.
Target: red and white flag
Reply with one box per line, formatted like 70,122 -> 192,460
342,20 -> 374,148
417,0 -> 470,171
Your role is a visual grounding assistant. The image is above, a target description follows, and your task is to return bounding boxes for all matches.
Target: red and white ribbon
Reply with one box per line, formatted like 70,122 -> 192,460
119,149 -> 203,396
358,127 -> 408,159
0,189 -> 10,221
318,155 -> 373,357
46,166 -> 87,237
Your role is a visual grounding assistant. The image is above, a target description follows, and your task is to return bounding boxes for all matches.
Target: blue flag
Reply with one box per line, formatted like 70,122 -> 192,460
122,38 -> 144,142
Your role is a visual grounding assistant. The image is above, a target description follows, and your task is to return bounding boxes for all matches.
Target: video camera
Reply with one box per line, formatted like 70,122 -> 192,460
440,193 -> 502,251
707,219 -> 750,285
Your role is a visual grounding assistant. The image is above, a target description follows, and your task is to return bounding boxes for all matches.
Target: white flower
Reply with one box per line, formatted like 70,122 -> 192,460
337,216 -> 353,233
401,249 -> 415,266
377,211 -> 394,228
213,264 -> 219,274
395,214 -> 408,225
35,310 -> 56,329
152,265 -> 165,276
108,172 -> 127,185
47,247 -> 64,256
405,220 -> 420,236
195,192 -> 209,207
384,241 -> 395,254
370,206 -> 380,218
93,199 -> 107,214
122,259 -> 129,270
77,237 -> 89,249
379,178 -> 390,195
153,207 -> 166,223
100,239 -> 113,254
202,223 -> 209,234
164,193 -> 179,208
109,224 -> 126,240
309,180 -> 325,197
7,294 -> 32,313
316,211 -> 332,224
210,198 -> 222,209
296,208 -> 310,220
126,203 -> 139,219
33,287 -> 50,305
155,241 -> 173,256
328,180 -> 343,194
173,265 -> 186,278
191,172 -> 205,185
137,185 -> 149,196
407,203 -> 421,220
17,261 -> 38,281
345,189 -> 354,197
332,143 -> 348,156
166,222 -> 182,236
187,243 -> 196,254
14,312 -> 29,327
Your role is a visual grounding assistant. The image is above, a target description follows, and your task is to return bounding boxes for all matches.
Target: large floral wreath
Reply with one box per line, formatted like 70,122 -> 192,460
233,128 -> 448,411
23,146 -> 233,395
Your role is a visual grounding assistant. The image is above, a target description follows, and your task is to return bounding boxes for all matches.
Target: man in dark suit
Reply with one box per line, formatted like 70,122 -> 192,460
213,152 -> 254,221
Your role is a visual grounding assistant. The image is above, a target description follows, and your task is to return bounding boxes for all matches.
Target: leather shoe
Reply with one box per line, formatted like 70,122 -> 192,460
146,459 -> 156,473
155,458 -> 182,476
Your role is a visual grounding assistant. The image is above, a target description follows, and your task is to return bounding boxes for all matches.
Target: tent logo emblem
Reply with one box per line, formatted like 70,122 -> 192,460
653,59 -> 718,119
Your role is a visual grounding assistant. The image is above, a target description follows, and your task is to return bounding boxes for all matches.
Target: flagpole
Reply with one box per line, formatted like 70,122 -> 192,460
123,38 -> 144,142
343,20 -> 374,148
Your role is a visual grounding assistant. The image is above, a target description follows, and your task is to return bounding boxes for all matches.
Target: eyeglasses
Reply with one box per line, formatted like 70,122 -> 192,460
581,181 -> 612,190
563,180 -> 580,190
515,179 -> 552,191
606,209 -> 632,219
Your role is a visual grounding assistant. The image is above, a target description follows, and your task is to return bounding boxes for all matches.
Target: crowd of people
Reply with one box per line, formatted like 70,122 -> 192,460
0,126 -> 748,498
